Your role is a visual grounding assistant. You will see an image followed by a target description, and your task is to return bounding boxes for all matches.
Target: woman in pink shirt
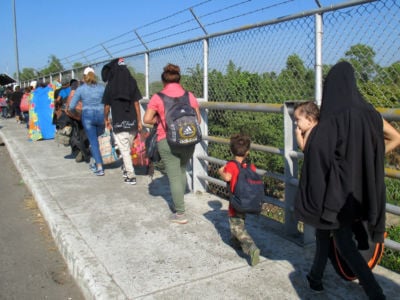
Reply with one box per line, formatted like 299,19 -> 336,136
143,63 -> 201,224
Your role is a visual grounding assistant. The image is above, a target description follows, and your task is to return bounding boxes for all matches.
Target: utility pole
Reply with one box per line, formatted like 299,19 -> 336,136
12,0 -> 20,84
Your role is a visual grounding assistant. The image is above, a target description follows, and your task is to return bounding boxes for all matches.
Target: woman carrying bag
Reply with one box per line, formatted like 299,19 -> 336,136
143,63 -> 201,224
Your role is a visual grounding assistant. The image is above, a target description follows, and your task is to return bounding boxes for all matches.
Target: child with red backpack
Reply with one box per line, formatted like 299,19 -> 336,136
218,133 -> 263,266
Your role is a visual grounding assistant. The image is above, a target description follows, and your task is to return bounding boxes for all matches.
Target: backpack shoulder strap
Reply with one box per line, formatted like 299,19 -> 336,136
158,91 -> 189,103
227,160 -> 242,193
157,92 -> 167,100
229,159 -> 242,170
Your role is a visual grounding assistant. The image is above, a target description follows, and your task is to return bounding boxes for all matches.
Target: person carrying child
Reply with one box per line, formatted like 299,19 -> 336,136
294,101 -> 331,292
218,133 -> 261,266
294,62 -> 400,299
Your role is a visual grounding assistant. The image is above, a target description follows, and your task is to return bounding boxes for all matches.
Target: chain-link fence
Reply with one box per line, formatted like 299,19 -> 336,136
20,0 -> 400,246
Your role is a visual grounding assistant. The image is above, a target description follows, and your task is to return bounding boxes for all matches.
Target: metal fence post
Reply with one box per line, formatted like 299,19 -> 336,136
192,38 -> 209,193
315,13 -> 323,106
283,102 -> 299,238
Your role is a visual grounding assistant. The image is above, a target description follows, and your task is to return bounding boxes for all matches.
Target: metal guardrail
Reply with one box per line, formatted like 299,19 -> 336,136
194,101 -> 400,251
18,0 -> 400,251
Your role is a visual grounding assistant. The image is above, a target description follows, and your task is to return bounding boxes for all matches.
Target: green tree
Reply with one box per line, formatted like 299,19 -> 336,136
182,64 -> 203,98
72,62 -> 83,69
126,66 -> 146,97
344,44 -> 376,82
18,68 -> 37,81
277,54 -> 314,101
40,55 -> 64,75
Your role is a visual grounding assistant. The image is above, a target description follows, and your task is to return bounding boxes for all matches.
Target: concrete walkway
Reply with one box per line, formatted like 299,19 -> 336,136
1,118 -> 399,300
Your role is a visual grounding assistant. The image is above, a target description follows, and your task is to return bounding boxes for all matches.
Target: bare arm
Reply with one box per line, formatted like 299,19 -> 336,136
218,165 -> 232,182
143,108 -> 158,125
195,107 -> 201,124
134,101 -> 142,131
383,118 -> 400,153
104,104 -> 112,130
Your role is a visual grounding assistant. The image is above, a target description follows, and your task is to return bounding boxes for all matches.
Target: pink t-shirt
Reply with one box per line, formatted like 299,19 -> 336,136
147,83 -> 200,141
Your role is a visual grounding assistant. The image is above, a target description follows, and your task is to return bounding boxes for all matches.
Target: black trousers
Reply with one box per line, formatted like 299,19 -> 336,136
309,226 -> 385,299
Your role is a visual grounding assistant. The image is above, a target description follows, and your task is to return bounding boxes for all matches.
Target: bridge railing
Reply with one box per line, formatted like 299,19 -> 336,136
20,0 -> 400,250
187,100 -> 400,251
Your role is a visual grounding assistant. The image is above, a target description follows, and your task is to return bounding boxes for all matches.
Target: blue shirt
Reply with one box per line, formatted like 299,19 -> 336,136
58,87 -> 71,100
70,83 -> 105,111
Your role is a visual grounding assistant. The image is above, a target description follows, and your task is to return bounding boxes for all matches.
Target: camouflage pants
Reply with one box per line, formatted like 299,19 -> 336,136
229,213 -> 257,255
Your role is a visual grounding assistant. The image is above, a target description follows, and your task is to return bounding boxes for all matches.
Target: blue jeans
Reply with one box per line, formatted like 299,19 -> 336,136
23,112 -> 29,128
81,108 -> 105,165
1,106 -> 8,118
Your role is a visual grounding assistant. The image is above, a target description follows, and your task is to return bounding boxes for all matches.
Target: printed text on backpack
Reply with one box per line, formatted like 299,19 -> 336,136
229,160 -> 264,214
158,91 -> 202,146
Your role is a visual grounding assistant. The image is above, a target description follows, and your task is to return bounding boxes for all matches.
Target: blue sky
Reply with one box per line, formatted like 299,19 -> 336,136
0,0 -> 346,77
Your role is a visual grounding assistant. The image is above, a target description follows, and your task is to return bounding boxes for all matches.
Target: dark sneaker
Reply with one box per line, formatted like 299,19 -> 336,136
124,177 -> 137,185
64,153 -> 75,159
94,169 -> 104,176
249,246 -> 260,266
306,275 -> 324,292
169,213 -> 188,224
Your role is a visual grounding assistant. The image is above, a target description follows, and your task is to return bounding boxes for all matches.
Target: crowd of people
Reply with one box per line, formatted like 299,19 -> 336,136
1,60 -> 399,299
0,85 -> 26,123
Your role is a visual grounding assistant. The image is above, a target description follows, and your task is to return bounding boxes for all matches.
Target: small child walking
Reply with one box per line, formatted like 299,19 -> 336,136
218,133 -> 261,266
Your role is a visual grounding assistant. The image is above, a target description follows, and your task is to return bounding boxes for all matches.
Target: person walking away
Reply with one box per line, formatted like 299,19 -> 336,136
101,58 -> 143,185
65,79 -> 89,162
218,133 -> 261,266
3,86 -> 13,118
69,67 -> 105,176
143,63 -> 201,224
56,80 -> 71,110
299,106 -> 400,293
11,86 -> 24,123
20,87 -> 31,128
295,61 -> 399,299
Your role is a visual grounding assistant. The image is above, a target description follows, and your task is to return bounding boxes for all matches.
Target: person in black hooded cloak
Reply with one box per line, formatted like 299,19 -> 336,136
295,61 -> 397,299
101,58 -> 143,185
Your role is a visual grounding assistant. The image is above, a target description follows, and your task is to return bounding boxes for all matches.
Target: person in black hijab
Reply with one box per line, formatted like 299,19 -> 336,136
295,61 -> 389,299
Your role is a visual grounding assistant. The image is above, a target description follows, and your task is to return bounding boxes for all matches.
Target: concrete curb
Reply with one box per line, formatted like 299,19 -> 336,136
0,129 -> 126,300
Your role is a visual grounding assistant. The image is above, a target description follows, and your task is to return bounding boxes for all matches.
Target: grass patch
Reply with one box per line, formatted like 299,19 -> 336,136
380,225 -> 400,273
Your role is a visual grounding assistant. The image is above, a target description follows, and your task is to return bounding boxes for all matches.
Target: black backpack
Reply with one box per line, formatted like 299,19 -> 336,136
158,91 -> 202,147
229,160 -> 264,214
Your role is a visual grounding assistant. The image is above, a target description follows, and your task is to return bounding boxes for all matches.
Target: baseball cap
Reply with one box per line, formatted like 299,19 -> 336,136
83,67 -> 95,75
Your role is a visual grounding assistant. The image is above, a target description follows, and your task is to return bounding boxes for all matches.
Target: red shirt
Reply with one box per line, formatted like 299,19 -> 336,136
224,160 -> 257,216
147,83 -> 199,142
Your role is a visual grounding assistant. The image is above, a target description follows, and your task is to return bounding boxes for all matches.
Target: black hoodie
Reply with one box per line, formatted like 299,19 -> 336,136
295,62 -> 386,243
101,58 -> 142,133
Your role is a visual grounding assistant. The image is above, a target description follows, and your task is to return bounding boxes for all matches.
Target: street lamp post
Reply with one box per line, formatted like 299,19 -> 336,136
12,0 -> 20,84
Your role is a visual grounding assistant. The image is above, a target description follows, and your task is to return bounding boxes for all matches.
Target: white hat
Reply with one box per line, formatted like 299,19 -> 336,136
30,80 -> 37,88
83,67 -> 95,75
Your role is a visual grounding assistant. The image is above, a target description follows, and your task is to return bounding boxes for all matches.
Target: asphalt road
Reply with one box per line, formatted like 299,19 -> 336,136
0,138 -> 84,300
